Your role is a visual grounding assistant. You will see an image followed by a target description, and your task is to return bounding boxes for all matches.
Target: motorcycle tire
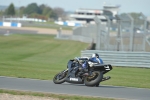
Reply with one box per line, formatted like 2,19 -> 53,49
53,70 -> 68,84
84,71 -> 103,86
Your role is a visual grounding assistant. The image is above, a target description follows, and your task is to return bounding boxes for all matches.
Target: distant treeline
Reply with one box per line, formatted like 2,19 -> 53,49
0,3 -> 67,21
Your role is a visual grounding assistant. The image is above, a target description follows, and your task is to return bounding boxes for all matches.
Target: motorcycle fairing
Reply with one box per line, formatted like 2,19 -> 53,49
92,64 -> 113,74
65,60 -> 84,84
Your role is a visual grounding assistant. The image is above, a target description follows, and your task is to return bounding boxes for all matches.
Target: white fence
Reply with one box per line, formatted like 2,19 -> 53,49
81,50 -> 150,68
4,17 -> 46,22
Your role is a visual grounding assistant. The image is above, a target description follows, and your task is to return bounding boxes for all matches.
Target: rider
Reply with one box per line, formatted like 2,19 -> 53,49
74,53 -> 103,71
74,53 -> 110,81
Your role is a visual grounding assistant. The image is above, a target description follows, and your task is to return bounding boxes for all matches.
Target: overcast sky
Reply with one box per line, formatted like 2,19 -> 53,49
1,0 -> 150,16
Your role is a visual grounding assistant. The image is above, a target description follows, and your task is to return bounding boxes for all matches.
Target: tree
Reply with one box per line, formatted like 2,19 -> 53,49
19,6 -> 25,16
23,3 -> 40,15
53,7 -> 66,20
39,4 -> 47,14
0,10 -> 4,16
6,3 -> 15,16
50,11 -> 57,20
130,12 -> 144,25
39,4 -> 53,16
120,12 -> 144,27
9,2 -> 67,21
39,4 -> 57,20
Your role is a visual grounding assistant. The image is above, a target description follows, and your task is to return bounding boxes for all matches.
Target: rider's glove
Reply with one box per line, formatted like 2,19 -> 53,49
88,61 -> 94,67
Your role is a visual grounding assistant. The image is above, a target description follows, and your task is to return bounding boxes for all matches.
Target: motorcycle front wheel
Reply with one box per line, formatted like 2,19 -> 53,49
53,70 -> 68,84
84,71 -> 103,86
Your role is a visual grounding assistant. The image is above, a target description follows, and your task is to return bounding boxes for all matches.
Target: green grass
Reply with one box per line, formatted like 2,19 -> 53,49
0,34 -> 88,80
0,89 -> 116,100
22,21 -> 73,30
0,34 -> 150,89
102,67 -> 150,88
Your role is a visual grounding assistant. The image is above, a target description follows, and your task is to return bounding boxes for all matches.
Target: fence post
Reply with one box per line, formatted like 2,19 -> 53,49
94,16 -> 101,50
105,16 -> 110,50
115,15 -> 121,51
140,13 -> 147,51
56,27 -> 62,38
126,14 -> 134,51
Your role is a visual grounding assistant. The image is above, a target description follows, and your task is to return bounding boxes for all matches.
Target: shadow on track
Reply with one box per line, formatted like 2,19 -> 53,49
55,83 -> 123,88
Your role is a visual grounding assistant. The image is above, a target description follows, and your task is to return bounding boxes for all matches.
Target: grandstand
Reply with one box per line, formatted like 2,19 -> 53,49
70,4 -> 120,23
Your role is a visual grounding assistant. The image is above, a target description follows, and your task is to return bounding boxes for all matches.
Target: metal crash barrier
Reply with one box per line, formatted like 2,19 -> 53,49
81,50 -> 150,68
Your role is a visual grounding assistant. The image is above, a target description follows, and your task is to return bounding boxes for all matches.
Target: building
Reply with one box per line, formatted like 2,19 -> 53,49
70,4 -> 120,23
55,4 -> 120,26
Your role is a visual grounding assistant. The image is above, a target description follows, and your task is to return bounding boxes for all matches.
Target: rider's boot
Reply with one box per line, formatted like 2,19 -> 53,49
95,76 -> 111,87
102,76 -> 111,81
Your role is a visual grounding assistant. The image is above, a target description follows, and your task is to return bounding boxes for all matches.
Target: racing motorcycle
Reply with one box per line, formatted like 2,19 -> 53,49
53,59 -> 112,87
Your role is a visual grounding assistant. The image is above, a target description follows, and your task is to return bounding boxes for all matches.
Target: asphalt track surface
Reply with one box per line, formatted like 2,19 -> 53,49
0,27 -> 38,34
0,76 -> 150,100
0,26 -> 60,35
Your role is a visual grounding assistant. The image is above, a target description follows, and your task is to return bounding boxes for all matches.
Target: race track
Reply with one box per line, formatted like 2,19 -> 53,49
0,27 -> 58,35
0,76 -> 150,100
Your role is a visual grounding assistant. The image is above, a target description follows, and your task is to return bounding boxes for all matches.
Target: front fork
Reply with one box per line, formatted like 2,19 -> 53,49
59,69 -> 68,79
63,69 -> 68,73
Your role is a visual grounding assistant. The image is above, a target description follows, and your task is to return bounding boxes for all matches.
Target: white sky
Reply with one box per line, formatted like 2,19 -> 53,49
1,0 -> 150,16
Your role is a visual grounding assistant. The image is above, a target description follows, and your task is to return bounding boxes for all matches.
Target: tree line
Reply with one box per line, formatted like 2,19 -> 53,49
0,3 -> 67,21
0,2 -> 147,25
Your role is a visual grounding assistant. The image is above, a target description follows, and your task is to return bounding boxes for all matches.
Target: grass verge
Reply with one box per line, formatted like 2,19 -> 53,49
22,21 -> 73,30
0,34 -> 88,79
0,89 -> 117,100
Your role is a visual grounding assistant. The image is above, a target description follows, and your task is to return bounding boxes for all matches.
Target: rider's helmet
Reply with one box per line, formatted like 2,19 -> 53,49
90,53 -> 101,63
92,53 -> 100,58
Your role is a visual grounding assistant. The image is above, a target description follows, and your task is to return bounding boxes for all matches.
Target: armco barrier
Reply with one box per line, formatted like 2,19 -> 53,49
0,22 -> 21,27
81,50 -> 150,68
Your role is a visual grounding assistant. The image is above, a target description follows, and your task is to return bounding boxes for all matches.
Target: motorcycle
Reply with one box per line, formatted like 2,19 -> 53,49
53,59 -> 112,87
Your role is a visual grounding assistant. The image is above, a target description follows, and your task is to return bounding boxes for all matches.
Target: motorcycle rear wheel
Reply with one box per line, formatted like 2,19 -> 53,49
53,70 -> 68,84
84,71 -> 103,86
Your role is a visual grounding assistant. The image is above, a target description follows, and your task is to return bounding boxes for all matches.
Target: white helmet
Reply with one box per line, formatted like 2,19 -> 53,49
92,53 -> 99,58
